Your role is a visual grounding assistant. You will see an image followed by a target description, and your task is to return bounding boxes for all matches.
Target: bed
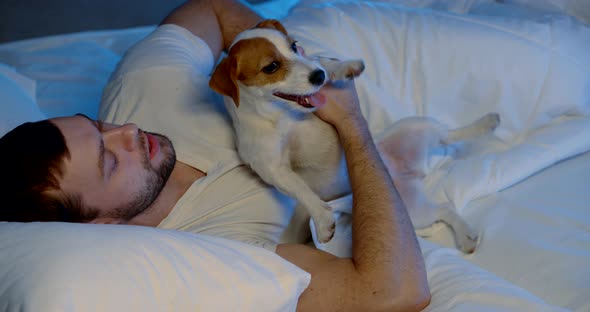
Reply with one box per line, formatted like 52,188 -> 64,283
1,0 -> 589,311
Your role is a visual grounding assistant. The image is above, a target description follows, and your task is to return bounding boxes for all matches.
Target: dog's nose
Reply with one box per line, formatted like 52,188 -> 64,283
309,69 -> 326,86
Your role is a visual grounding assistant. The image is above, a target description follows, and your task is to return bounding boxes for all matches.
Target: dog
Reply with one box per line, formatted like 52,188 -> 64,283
376,113 -> 500,253
209,19 -> 498,251
209,19 -> 364,243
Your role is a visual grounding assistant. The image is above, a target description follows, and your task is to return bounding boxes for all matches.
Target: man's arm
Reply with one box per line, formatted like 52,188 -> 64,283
160,0 -> 261,60
276,83 -> 430,311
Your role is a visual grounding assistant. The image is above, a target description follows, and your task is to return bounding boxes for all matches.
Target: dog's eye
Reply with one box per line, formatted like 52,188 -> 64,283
262,62 -> 280,74
291,41 -> 298,53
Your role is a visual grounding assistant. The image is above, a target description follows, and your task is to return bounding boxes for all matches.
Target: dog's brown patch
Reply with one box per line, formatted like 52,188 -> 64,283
232,37 -> 290,87
210,37 -> 291,106
256,19 -> 288,36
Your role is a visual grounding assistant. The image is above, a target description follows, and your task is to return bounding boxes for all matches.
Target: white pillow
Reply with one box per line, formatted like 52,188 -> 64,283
0,64 -> 45,137
0,222 -> 310,312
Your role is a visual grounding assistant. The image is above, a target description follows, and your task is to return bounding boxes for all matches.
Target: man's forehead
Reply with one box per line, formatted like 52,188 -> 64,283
51,115 -> 93,131
49,115 -> 99,154
51,114 -> 87,124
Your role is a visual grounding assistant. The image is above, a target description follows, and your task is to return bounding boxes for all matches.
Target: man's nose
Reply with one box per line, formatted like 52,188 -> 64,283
103,123 -> 140,152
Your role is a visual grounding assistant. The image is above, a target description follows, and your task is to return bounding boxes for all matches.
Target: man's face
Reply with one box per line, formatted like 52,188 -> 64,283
50,115 -> 176,223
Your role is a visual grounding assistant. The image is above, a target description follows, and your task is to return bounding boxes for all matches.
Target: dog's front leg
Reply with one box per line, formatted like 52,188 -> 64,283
317,57 -> 365,82
250,161 -> 336,243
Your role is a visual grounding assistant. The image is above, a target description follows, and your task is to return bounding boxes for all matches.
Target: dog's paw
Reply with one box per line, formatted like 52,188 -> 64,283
456,231 -> 479,254
313,205 -> 336,243
438,205 -> 480,253
345,60 -> 365,79
482,113 -> 501,131
330,60 -> 365,82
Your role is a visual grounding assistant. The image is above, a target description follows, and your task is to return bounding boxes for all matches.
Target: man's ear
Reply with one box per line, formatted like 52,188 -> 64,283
256,19 -> 288,36
209,56 -> 240,106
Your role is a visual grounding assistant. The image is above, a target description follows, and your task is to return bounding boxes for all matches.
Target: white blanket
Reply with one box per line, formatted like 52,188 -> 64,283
286,0 -> 589,229
1,1 -> 589,311
284,1 -> 590,310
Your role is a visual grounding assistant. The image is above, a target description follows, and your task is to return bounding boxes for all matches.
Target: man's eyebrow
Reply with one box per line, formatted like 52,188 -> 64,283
75,114 -> 105,179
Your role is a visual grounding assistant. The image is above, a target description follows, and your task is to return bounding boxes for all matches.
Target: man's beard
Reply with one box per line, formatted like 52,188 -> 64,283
111,132 -> 176,221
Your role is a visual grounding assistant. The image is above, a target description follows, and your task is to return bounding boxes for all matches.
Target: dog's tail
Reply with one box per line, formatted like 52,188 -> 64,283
446,113 -> 500,143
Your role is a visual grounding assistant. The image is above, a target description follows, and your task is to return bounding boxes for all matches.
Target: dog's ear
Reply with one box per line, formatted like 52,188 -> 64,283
255,19 -> 288,36
209,56 -> 240,106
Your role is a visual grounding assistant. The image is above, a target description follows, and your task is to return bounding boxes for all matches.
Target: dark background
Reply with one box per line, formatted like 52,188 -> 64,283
0,0 -> 271,43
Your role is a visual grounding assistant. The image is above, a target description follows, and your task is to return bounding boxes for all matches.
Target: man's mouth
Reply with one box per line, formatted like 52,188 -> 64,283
273,92 -> 315,108
145,132 -> 160,160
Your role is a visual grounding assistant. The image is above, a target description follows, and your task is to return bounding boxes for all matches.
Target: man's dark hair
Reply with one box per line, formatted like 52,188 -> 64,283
0,120 -> 98,222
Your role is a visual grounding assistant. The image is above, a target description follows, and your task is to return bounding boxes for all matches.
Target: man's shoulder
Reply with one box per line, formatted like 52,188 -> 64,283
111,24 -> 215,82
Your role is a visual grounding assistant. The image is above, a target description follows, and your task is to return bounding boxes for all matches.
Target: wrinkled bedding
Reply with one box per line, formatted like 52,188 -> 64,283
287,1 -> 590,311
0,1 -> 589,311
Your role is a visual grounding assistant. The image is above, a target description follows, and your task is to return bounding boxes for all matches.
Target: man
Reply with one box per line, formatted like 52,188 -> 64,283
0,0 -> 430,310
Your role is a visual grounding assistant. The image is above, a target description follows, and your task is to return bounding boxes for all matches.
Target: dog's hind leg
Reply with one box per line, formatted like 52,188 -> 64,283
446,113 -> 500,143
437,205 -> 479,253
393,175 -> 479,253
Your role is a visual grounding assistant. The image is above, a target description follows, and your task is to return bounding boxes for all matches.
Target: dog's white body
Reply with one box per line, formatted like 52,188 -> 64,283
228,107 -> 350,202
210,20 -> 498,250
210,20 -> 362,242
227,98 -> 351,237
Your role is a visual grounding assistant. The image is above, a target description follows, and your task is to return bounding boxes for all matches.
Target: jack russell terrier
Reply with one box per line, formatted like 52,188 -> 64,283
209,19 -> 499,252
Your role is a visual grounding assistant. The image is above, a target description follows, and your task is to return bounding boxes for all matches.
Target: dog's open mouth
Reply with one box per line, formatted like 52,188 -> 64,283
273,92 -> 315,108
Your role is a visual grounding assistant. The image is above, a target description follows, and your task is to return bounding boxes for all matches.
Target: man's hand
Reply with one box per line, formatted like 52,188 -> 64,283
311,81 -> 364,131
161,0 -> 261,60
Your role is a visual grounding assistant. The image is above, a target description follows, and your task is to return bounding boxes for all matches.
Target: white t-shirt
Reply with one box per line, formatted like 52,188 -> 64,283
99,25 -> 300,251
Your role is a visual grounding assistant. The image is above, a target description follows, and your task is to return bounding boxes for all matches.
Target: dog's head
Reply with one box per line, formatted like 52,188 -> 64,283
209,19 -> 326,113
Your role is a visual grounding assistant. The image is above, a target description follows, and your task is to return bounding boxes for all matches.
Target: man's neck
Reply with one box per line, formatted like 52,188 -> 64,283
128,161 -> 205,227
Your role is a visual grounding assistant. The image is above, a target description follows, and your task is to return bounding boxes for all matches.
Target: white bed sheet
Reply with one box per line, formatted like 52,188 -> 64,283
429,150 -> 590,311
289,2 -> 590,311
315,152 -> 590,312
1,1 -> 589,311
469,150 -> 590,311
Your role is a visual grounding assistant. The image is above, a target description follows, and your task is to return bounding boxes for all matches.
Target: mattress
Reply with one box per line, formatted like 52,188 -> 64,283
0,0 -> 589,311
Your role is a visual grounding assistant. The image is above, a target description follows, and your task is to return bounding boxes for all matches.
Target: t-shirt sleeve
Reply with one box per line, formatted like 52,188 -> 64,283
108,24 -> 215,81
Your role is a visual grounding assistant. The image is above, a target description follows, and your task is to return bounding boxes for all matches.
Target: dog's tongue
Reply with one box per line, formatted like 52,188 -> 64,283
309,93 -> 326,108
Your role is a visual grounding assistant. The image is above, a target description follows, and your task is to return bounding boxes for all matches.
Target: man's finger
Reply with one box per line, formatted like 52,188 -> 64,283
327,79 -> 351,89
310,93 -> 326,108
